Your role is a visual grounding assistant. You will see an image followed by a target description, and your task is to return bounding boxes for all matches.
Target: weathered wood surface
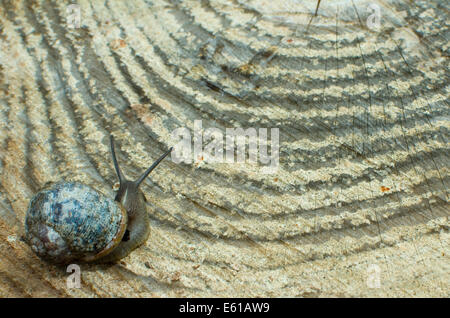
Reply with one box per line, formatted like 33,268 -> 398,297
0,0 -> 448,297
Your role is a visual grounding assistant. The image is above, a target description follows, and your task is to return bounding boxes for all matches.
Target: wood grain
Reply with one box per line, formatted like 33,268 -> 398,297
0,0 -> 448,297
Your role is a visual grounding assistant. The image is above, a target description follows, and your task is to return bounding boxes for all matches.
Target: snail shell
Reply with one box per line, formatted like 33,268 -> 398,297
25,181 -> 128,264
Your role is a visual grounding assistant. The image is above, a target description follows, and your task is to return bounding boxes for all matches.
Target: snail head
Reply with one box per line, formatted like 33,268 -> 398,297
109,135 -> 172,214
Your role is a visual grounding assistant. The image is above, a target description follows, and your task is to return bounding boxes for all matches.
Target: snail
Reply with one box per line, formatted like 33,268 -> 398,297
24,136 -> 172,264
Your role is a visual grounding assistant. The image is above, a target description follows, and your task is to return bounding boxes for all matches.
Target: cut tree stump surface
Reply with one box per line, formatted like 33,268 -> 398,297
0,0 -> 448,297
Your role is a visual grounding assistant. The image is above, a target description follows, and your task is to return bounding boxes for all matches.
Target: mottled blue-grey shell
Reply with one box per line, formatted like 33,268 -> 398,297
25,181 -> 127,264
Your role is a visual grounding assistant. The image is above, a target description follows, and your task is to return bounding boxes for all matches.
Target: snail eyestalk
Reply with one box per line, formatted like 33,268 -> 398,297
110,135 -> 125,183
314,0 -> 321,17
135,147 -> 173,187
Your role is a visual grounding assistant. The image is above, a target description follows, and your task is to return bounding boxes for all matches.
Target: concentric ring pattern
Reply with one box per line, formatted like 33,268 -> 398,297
0,0 -> 448,297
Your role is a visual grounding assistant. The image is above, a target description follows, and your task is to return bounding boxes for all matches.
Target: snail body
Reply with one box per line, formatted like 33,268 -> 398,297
24,136 -> 172,264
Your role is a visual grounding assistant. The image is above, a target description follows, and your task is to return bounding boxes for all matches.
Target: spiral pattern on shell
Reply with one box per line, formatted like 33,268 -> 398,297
25,182 -> 127,264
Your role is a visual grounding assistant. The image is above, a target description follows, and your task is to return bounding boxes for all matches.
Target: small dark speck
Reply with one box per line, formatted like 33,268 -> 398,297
204,80 -> 221,92
144,262 -> 152,269
122,230 -> 130,241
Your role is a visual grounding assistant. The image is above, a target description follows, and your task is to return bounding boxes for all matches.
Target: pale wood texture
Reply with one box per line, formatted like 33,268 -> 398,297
0,0 -> 448,297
